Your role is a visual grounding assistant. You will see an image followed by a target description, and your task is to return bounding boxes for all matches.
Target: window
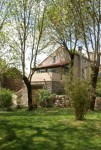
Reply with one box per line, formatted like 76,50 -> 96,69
47,68 -> 56,73
53,56 -> 56,63
39,69 -> 46,73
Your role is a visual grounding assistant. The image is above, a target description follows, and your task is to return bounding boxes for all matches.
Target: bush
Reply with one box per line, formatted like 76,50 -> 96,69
65,70 -> 90,120
0,88 -> 12,109
37,89 -> 53,108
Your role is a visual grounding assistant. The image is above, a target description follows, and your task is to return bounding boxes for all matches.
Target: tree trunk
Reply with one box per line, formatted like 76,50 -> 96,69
23,76 -> 37,111
90,66 -> 99,111
62,42 -> 75,68
69,53 -> 75,80
70,53 -> 75,68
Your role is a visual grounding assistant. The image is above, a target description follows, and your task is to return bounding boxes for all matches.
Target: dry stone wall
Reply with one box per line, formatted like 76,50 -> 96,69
95,97 -> 101,110
12,83 -> 28,108
53,95 -> 101,109
53,95 -> 71,108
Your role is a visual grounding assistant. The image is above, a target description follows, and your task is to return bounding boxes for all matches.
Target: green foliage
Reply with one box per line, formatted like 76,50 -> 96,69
65,71 -> 90,120
0,88 -> 12,109
0,59 -> 8,79
37,89 -> 53,108
4,67 -> 22,79
45,0 -> 81,50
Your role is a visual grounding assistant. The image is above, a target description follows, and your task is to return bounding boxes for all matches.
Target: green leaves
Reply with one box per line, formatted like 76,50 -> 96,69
65,68 -> 90,120
37,89 -> 53,108
0,88 -> 12,109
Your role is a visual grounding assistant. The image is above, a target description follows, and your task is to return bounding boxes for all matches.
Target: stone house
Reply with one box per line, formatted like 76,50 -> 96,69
31,46 -> 91,96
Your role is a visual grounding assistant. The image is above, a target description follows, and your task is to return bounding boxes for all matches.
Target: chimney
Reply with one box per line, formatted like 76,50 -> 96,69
78,46 -> 82,54
89,52 -> 94,61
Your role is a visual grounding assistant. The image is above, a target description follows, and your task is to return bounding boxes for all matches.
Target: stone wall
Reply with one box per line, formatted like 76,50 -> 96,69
16,84 -> 28,107
12,92 -> 101,109
53,95 -> 71,108
53,96 -> 101,109
12,83 -> 28,108
95,97 -> 101,110
45,81 -> 52,93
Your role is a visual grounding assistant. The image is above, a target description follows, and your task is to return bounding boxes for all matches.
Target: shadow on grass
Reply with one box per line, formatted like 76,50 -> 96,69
0,109 -> 101,150
0,108 -> 73,117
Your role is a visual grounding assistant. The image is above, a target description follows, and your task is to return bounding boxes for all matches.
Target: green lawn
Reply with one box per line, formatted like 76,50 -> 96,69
0,108 -> 101,150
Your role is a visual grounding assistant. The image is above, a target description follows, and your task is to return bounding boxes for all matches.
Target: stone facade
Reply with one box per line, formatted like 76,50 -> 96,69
32,80 -> 64,95
31,47 -> 91,95
52,81 -> 64,94
31,81 -> 52,96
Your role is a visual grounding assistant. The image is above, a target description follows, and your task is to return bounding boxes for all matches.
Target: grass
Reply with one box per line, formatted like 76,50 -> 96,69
0,108 -> 101,150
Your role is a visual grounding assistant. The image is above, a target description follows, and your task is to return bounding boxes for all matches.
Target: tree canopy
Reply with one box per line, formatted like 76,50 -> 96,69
0,0 -> 101,110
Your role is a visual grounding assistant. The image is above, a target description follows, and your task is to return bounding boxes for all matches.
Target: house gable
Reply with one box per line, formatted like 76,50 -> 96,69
39,46 -> 70,67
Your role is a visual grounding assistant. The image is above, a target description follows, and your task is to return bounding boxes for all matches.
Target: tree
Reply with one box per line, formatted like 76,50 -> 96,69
0,59 -> 8,86
0,0 -> 12,58
70,0 -> 101,110
0,59 -> 8,75
1,67 -> 22,92
45,0 -> 101,110
0,0 -> 16,75
0,0 -> 11,30
45,0 -> 80,68
8,0 -> 46,110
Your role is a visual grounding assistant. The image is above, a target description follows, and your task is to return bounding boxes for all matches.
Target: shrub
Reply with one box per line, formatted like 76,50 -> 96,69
37,89 -> 53,108
0,88 -> 12,109
65,70 -> 90,120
